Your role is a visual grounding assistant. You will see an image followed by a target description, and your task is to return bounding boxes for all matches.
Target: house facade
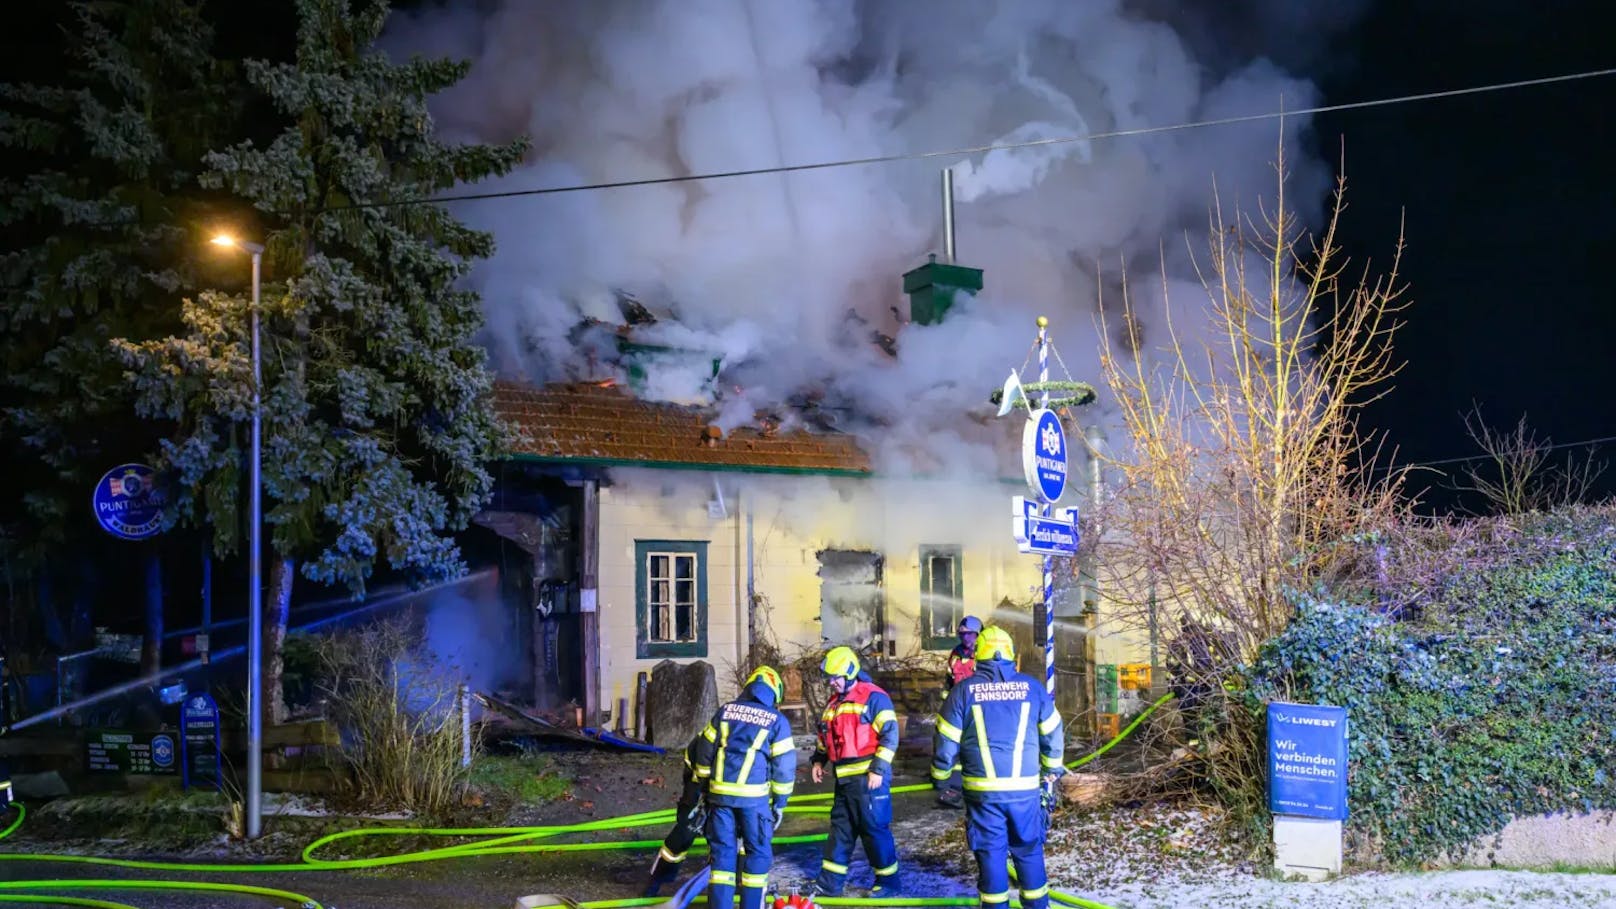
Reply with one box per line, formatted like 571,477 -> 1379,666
476,258 -> 1151,733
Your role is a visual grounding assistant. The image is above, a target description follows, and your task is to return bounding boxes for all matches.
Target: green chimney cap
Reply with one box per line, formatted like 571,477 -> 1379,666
903,255 -> 984,326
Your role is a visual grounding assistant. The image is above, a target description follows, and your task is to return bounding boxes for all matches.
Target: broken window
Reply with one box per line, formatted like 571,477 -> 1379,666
818,549 -> 885,654
920,545 -> 964,650
636,540 -> 708,658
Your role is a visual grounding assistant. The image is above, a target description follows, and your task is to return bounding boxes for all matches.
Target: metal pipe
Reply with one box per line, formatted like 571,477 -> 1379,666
247,247 -> 263,840
746,492 -> 755,657
941,169 -> 956,263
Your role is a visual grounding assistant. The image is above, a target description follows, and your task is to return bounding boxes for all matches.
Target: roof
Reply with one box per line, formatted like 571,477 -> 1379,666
493,381 -> 873,476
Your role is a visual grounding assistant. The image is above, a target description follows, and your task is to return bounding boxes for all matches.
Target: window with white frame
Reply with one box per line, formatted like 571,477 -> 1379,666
636,540 -> 708,658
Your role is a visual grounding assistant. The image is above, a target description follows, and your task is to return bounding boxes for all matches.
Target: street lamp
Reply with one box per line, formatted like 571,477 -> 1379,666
210,234 -> 265,840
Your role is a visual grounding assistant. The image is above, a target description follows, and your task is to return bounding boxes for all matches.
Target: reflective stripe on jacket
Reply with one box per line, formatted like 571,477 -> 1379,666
930,659 -> 1063,799
691,679 -> 797,808
812,673 -> 899,781
946,645 -> 976,689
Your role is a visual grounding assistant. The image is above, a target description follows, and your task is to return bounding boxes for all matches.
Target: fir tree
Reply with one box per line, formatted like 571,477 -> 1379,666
0,0 -> 221,548
118,0 -> 527,720
0,0 -> 224,663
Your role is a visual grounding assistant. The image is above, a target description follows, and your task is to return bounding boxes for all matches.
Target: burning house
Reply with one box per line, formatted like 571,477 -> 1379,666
476,252 -> 1150,734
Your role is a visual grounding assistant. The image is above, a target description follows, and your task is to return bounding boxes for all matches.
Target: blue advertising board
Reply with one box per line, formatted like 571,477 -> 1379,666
180,692 -> 223,791
1021,408 -> 1068,503
91,463 -> 165,540
1268,701 -> 1349,820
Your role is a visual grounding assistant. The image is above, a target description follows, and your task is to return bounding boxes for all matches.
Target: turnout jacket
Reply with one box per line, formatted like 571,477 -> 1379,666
692,679 -> 797,809
945,643 -> 976,690
931,659 -> 1064,799
811,671 -> 900,783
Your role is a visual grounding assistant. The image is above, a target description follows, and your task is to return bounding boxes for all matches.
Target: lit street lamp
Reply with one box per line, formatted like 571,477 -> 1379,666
210,234 -> 265,840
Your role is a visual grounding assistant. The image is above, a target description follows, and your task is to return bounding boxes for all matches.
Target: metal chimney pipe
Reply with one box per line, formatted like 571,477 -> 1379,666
941,168 -> 956,263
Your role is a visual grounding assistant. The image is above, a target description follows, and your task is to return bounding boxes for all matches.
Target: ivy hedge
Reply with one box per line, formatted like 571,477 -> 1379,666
1246,508 -> 1616,865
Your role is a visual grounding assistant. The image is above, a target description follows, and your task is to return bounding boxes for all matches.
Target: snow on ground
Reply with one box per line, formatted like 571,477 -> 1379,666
1041,802 -> 1616,909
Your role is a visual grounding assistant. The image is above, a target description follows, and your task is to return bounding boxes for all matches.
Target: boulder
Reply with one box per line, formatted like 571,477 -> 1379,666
646,659 -> 719,750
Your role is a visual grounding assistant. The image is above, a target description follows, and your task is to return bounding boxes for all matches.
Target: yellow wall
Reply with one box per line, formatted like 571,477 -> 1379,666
594,468 -> 1150,711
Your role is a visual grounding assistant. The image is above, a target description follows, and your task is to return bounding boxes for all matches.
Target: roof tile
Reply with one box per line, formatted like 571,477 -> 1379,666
493,381 -> 872,474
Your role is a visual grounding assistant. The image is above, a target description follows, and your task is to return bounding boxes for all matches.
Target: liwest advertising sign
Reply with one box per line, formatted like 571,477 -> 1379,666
1267,701 -> 1349,820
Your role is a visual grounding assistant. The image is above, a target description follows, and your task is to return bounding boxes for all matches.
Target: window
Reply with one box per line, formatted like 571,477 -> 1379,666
920,544 -> 964,650
635,540 -> 708,658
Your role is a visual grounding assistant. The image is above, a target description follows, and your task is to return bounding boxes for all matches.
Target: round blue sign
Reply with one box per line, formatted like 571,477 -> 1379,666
91,463 -> 165,540
151,734 -> 175,768
1021,408 -> 1068,503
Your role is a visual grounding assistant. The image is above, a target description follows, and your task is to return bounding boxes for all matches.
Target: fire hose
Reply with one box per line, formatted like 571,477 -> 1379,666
0,694 -> 1173,908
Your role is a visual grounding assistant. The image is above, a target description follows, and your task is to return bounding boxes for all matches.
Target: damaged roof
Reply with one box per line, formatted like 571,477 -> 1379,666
494,381 -> 873,476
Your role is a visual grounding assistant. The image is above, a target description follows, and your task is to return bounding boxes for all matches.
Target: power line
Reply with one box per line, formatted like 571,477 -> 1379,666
331,66 -> 1616,212
1393,433 -> 1616,472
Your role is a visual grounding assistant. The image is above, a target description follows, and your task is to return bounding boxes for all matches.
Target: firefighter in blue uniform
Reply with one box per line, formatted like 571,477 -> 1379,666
808,646 -> 901,897
931,626 -> 1065,909
643,736 -> 707,896
691,666 -> 796,909
937,615 -> 983,809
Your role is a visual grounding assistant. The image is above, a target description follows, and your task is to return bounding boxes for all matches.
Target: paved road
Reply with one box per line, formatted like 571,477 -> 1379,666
0,787 -> 978,909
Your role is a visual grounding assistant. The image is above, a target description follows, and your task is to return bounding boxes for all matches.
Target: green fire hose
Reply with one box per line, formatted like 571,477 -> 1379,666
0,693 -> 1172,908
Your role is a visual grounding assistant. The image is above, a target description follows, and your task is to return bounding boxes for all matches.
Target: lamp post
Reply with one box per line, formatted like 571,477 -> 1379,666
210,234 -> 265,840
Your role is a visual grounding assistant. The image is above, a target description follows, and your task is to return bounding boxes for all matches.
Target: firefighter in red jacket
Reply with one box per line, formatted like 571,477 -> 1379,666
936,615 -> 983,808
947,616 -> 983,691
808,646 -> 901,897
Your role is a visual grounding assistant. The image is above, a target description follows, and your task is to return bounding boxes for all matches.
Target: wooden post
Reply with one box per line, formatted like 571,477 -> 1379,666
635,671 -> 649,740
580,479 -> 600,725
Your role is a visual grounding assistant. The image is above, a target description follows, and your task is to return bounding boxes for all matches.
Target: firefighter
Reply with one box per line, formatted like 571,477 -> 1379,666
931,626 -> 1065,909
808,645 -> 901,897
690,666 -> 796,909
643,735 -> 707,897
946,616 -> 983,691
937,615 -> 984,809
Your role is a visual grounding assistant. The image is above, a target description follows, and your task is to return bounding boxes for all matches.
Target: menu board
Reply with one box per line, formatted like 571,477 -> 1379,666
85,730 -> 178,775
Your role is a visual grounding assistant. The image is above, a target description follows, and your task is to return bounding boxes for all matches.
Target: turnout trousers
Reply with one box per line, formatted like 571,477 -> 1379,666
647,777 -> 706,893
706,805 -> 773,909
813,776 -> 898,894
964,795 -> 1049,909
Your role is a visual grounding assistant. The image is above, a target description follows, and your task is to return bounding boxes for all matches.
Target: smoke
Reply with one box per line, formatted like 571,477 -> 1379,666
384,0 -> 1360,472
418,584 -> 523,695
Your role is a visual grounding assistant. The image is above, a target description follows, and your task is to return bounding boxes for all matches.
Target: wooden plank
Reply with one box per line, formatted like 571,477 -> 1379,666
581,478 -> 600,723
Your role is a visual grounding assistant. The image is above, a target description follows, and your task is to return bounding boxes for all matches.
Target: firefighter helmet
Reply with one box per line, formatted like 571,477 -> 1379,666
958,615 -> 984,634
974,625 -> 1016,662
746,665 -> 784,701
821,645 -> 861,680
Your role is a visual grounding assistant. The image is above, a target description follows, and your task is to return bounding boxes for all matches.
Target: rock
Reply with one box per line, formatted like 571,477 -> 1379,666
646,659 -> 718,750
1058,772 -> 1115,809
14,770 -> 71,800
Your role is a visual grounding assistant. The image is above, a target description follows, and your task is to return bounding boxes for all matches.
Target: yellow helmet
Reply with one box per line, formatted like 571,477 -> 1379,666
974,625 -> 1016,662
821,645 -> 861,680
746,665 -> 784,701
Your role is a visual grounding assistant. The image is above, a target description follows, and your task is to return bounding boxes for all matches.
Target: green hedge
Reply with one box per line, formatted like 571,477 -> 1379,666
1247,509 -> 1616,864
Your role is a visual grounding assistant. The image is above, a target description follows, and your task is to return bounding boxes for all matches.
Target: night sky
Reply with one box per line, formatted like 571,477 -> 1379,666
1313,0 -> 1616,507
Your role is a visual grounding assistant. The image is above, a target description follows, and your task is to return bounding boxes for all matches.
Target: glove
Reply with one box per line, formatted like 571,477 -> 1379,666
771,803 -> 786,830
1040,772 -> 1062,812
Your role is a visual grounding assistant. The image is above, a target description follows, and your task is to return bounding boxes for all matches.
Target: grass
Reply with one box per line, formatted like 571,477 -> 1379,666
466,754 -> 573,806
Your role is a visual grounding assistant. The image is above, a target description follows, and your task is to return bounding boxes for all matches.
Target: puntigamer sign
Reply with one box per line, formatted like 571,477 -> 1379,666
91,463 -> 165,540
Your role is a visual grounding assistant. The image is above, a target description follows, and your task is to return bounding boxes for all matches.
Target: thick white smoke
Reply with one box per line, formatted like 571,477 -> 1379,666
385,0 -> 1357,473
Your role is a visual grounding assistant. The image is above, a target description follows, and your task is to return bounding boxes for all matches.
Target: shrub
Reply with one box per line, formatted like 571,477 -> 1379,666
1247,508 -> 1616,864
315,618 -> 474,817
